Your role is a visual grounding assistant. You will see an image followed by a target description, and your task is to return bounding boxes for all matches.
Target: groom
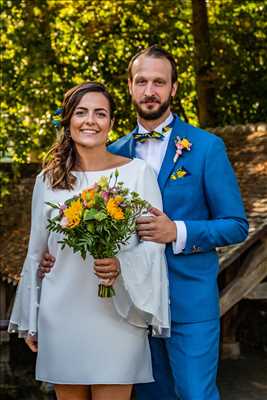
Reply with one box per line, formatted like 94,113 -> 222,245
108,46 -> 248,400
40,46 -> 248,399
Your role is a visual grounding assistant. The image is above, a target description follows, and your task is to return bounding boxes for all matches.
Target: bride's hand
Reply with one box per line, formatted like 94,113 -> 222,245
25,334 -> 38,352
99,277 -> 117,287
94,257 -> 121,283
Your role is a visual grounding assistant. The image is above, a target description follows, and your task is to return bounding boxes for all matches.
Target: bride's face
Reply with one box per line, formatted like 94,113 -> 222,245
70,92 -> 113,150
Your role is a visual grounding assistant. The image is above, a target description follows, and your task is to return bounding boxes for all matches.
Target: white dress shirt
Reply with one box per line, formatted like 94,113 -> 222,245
135,113 -> 187,254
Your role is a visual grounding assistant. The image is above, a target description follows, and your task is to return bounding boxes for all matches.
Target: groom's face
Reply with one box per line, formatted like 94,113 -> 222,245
128,55 -> 177,120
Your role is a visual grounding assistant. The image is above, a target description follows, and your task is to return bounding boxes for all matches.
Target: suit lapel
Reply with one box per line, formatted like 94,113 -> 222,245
119,128 -> 137,158
158,116 -> 189,191
128,131 -> 137,158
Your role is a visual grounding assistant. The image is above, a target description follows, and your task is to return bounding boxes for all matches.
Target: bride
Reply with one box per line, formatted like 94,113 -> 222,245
8,82 -> 169,400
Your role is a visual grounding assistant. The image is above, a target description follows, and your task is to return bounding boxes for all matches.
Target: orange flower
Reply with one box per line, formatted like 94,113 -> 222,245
106,198 -> 124,220
81,189 -> 95,208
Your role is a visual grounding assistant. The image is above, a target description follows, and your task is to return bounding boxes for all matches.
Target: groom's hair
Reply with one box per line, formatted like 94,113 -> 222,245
128,45 -> 178,84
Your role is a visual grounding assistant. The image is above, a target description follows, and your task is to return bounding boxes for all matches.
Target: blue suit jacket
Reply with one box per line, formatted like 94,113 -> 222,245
108,115 -> 248,323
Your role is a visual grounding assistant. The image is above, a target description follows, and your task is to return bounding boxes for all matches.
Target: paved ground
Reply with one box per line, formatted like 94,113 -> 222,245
218,347 -> 267,400
1,340 -> 266,399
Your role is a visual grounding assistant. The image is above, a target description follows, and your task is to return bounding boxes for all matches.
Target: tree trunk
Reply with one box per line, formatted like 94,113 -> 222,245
191,0 -> 217,127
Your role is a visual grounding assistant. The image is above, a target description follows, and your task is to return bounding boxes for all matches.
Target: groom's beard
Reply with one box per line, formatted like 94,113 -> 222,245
133,94 -> 172,121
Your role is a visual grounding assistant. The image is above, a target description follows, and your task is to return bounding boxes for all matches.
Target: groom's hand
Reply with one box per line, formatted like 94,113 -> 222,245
136,207 -> 177,244
25,334 -> 38,352
38,252 -> 55,279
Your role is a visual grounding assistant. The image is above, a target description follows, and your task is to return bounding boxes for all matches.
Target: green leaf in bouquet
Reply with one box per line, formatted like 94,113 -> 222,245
93,192 -> 100,200
45,201 -> 60,209
94,211 -> 107,221
84,208 -> 98,220
95,224 -> 103,233
80,249 -> 87,260
102,225 -> 112,238
78,237 -> 93,247
58,240 -> 66,251
87,222 -> 95,233
131,191 -> 139,198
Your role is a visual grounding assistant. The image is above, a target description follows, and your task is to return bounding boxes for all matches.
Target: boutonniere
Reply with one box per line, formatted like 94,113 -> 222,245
173,136 -> 192,163
170,166 -> 190,180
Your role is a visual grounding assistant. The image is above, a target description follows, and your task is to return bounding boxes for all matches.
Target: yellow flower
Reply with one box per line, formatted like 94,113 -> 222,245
177,170 -> 187,178
113,208 -> 124,220
114,195 -> 124,204
98,176 -> 109,189
106,198 -> 124,220
63,199 -> 83,228
181,138 -> 191,150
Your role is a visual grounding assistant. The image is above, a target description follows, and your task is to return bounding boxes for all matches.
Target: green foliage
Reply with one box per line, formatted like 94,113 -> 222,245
208,0 -> 267,125
0,170 -> 11,203
1,0 -> 266,169
0,0 -> 194,166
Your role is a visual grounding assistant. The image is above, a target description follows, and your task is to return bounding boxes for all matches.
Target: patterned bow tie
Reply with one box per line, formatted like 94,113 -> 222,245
133,125 -> 172,143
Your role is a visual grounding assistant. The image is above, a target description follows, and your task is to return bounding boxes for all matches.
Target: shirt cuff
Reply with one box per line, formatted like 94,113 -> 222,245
172,221 -> 187,254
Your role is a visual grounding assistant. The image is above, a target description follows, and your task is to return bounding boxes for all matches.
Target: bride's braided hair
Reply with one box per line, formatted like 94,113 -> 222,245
42,82 -> 115,190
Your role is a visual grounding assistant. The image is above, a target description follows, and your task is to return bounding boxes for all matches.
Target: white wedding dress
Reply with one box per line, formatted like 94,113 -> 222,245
8,158 -> 170,385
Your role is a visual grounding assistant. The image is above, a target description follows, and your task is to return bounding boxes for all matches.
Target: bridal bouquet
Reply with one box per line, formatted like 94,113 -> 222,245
46,170 -> 150,297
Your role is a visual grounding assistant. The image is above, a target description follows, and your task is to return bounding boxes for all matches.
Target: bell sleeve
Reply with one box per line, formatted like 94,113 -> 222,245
8,173 -> 49,338
113,163 -> 170,337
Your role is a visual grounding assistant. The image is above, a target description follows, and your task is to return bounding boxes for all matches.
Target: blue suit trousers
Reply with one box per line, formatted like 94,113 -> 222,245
135,319 -> 220,400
